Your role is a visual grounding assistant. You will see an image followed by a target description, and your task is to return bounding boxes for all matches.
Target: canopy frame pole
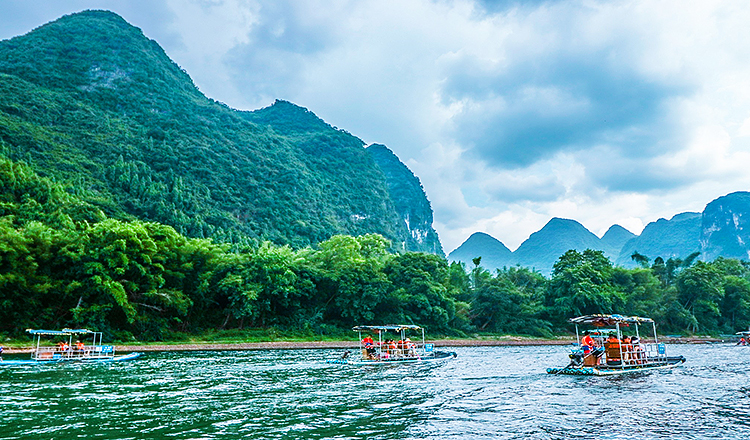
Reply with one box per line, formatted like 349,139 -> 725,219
422,328 -> 425,355
616,322 -> 623,368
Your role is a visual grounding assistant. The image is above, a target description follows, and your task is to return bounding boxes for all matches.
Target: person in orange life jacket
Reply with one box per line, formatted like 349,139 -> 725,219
75,340 -> 84,351
605,332 -> 621,364
621,335 -> 632,362
362,335 -> 376,358
581,331 -> 596,351
738,337 -> 747,346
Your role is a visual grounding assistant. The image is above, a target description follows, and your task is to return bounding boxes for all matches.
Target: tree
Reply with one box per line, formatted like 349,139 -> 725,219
676,261 -> 724,333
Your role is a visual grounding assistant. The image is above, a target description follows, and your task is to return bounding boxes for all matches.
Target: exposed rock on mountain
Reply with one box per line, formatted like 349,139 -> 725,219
700,191 -> 750,261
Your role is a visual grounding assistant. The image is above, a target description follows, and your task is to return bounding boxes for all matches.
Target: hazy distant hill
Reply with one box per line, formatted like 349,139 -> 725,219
700,191 -> 750,261
600,225 -> 636,261
448,232 -> 513,270
513,218 -> 602,274
616,212 -> 702,267
0,10 -> 440,251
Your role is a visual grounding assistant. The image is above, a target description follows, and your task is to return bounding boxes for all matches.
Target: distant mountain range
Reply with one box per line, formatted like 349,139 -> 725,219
0,10 -> 442,254
450,191 -> 750,275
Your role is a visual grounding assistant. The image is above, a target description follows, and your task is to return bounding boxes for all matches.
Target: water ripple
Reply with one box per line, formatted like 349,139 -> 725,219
0,345 -> 748,438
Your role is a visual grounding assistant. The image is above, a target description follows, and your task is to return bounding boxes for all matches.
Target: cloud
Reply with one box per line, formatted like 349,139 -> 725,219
438,2 -> 692,168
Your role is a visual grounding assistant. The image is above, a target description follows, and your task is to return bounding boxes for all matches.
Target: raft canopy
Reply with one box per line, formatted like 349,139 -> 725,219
352,325 -> 422,332
26,328 -> 96,336
569,314 -> 654,326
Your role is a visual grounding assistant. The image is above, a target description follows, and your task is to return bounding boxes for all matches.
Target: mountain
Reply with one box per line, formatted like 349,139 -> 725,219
700,191 -> 750,261
0,10 -> 440,251
600,225 -> 636,260
365,144 -> 443,255
448,232 -> 513,270
616,212 -> 702,267
514,218 -> 603,274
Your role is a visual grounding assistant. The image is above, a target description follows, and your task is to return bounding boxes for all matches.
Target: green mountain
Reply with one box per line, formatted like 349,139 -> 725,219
700,191 -> 750,261
365,144 -> 443,255
616,212 -> 702,267
514,218 -> 602,275
448,232 -> 512,270
450,220 -> 637,275
600,224 -> 636,261
0,10 -> 439,251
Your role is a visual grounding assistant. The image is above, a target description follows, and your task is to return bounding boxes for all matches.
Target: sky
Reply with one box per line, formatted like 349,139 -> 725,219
3,0 -> 750,253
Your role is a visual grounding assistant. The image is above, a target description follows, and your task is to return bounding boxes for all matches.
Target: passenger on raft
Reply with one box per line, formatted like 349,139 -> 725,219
362,334 -> 376,359
605,332 -> 621,365
75,340 -> 85,351
580,331 -> 602,365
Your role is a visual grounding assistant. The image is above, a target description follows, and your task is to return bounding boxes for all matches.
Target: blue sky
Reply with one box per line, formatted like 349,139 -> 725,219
3,0 -> 750,252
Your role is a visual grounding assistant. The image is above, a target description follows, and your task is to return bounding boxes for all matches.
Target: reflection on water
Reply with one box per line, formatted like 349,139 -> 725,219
1,344 -> 749,439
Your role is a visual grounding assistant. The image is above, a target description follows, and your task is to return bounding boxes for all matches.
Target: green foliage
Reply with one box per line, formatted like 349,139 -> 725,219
0,12 -> 429,253
3,155 -> 750,339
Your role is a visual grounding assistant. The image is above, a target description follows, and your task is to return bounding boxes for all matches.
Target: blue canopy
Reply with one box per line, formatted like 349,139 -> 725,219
26,329 -> 95,336
352,325 -> 422,332
569,315 -> 654,326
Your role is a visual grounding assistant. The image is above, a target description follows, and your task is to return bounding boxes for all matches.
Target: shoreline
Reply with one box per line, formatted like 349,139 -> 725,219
1,336 -> 723,354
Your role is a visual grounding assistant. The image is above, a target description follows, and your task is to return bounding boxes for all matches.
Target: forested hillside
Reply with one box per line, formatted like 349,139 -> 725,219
0,10 -> 436,250
3,156 -> 749,340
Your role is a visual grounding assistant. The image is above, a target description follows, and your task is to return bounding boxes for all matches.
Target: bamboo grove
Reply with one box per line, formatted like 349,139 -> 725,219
2,156 -> 750,341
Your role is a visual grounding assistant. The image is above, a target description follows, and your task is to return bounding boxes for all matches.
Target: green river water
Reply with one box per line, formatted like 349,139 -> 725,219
1,344 -> 749,439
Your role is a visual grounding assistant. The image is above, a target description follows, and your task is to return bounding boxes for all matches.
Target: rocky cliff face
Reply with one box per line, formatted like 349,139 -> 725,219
700,192 -> 750,261
366,144 -> 444,255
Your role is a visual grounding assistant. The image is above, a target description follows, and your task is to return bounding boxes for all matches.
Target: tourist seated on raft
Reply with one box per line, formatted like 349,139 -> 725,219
580,331 -> 602,366
405,338 -> 416,356
75,340 -> 85,351
604,332 -> 621,365
621,335 -> 633,364
631,336 -> 644,363
362,335 -> 376,359
386,339 -> 399,357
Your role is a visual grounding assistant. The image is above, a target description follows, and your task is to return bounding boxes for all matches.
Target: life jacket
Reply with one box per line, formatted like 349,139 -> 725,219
606,336 -> 620,350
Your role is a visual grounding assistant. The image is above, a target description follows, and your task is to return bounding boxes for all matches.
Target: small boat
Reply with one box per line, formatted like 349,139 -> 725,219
327,324 -> 457,365
0,328 -> 143,365
547,314 -> 685,376
735,326 -> 750,345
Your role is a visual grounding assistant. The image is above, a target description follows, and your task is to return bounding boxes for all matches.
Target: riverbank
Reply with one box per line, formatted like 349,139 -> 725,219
1,336 -> 725,354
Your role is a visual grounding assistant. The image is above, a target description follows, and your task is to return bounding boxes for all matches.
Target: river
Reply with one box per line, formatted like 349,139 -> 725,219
1,344 -> 748,439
